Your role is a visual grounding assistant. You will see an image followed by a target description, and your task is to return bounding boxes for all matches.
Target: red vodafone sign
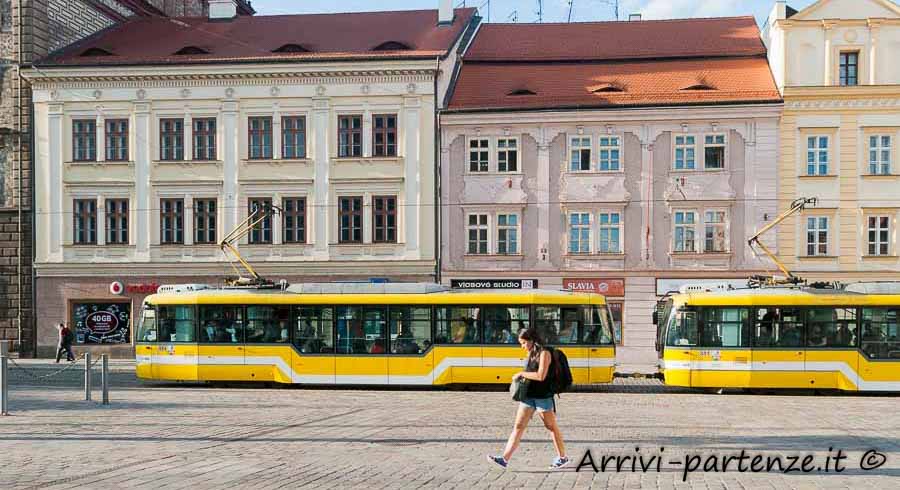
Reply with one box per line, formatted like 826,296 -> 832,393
563,278 -> 625,296
86,310 -> 119,334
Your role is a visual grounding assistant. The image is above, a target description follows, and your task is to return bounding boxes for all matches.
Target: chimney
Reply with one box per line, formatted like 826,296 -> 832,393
209,0 -> 238,20
628,13 -> 642,21
774,0 -> 787,20
438,0 -> 453,25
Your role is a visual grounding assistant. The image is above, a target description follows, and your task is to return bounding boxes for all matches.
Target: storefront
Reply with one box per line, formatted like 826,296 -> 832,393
563,278 -> 625,346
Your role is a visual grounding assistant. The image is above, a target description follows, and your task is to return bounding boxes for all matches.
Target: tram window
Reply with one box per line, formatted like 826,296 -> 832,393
666,309 -> 697,347
536,306 -> 576,345
246,305 -> 290,343
139,307 -> 157,342
754,307 -> 804,347
435,307 -> 480,344
699,308 -> 749,347
157,305 -> 196,342
199,305 -> 244,343
806,308 -> 857,348
389,307 -> 432,354
483,306 -> 529,344
295,306 -> 334,354
363,308 -> 388,354
582,305 -> 614,345
861,308 -> 900,359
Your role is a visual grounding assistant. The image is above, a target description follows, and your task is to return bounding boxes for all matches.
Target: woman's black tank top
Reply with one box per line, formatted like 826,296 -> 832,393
525,349 -> 553,399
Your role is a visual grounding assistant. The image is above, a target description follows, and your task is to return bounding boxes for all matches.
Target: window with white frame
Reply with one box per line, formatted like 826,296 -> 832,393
703,210 -> 728,252
598,136 -> 620,171
467,214 -> 489,254
674,135 -> 696,170
497,138 -> 518,172
867,216 -> 890,256
496,214 -> 519,254
806,216 -> 829,256
869,135 -> 892,175
568,212 -> 591,253
806,136 -> 829,175
673,211 -> 697,252
570,136 -> 591,172
704,134 -> 725,170
468,139 -> 489,173
598,212 -> 621,253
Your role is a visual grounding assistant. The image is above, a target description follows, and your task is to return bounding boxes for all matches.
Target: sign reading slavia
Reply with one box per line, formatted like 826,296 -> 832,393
450,279 -> 538,289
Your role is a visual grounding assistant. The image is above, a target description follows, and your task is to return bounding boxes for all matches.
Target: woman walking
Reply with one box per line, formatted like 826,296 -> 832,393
487,328 -> 569,469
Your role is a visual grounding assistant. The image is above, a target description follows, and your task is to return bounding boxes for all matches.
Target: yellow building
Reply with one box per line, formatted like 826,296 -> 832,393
764,0 -> 900,282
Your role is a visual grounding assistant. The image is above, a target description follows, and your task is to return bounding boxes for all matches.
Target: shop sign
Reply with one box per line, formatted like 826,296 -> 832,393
109,281 -> 124,295
562,278 -> 625,296
450,279 -> 538,290
126,283 -> 160,294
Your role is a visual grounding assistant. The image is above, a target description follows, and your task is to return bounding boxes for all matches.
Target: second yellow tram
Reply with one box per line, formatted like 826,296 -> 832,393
656,285 -> 900,391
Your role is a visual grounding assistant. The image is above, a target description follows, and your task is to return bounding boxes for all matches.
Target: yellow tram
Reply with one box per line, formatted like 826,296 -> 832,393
136,283 -> 616,385
655,283 -> 900,391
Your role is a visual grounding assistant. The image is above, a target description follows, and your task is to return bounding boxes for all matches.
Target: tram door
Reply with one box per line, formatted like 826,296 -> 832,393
388,306 -> 434,385
582,307 -> 611,384
335,306 -> 388,384
750,307 -> 805,388
154,306 -> 198,381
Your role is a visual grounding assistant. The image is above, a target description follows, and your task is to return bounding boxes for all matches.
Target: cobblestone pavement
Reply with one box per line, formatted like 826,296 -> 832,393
1,370 -> 898,489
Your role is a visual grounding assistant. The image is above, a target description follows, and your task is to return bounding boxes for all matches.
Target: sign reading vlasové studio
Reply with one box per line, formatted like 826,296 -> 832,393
450,279 -> 538,289
72,302 -> 131,344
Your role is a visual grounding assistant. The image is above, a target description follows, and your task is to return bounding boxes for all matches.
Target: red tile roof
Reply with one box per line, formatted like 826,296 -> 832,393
448,58 -> 781,111
447,17 -> 781,112
38,8 -> 477,67
465,17 -> 767,62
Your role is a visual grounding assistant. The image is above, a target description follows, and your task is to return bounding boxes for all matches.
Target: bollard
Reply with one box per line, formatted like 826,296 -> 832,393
1,346 -> 7,416
84,352 -> 92,401
101,354 -> 109,406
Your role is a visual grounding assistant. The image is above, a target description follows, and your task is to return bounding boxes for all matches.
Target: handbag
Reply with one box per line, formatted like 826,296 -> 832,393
510,378 -> 529,402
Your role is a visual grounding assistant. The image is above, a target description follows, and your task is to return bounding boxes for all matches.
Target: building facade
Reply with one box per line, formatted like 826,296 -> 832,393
441,18 -> 783,369
764,0 -> 900,284
26,3 -> 478,357
1,0 -> 239,355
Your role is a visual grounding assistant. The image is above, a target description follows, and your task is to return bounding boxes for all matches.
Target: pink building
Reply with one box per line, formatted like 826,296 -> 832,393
440,17 -> 783,371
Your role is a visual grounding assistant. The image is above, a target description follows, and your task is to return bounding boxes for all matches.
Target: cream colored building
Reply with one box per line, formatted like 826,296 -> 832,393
25,3 -> 478,356
764,0 -> 900,282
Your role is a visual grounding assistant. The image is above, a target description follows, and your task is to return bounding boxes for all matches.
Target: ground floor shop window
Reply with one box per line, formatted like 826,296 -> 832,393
608,301 -> 623,345
72,301 -> 131,344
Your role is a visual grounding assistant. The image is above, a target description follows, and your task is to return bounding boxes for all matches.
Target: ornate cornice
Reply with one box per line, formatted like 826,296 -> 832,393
785,97 -> 900,109
28,69 -> 436,91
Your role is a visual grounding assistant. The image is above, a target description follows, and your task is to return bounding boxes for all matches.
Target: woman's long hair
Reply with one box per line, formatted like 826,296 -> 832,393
517,327 -> 546,362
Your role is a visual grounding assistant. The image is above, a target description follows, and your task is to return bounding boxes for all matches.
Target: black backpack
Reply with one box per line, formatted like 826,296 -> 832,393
546,346 -> 574,394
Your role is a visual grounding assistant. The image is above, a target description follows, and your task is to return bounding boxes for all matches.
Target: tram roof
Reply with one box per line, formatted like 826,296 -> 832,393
672,286 -> 900,307
144,283 -> 607,306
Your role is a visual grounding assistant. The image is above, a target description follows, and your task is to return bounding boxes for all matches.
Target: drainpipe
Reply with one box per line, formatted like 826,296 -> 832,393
15,0 -> 24,354
433,57 -> 441,284
29,95 -> 36,357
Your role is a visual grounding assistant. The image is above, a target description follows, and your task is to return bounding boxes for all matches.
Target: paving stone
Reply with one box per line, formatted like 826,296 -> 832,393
0,362 -> 897,489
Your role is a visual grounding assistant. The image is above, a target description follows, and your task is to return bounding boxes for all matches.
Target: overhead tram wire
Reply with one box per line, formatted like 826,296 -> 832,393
30,196 -> 900,217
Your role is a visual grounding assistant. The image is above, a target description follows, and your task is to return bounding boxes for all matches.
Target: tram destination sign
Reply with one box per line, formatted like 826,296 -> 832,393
450,279 -> 538,290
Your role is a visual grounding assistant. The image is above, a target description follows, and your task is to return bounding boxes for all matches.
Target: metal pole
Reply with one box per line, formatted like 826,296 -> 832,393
84,352 -> 92,401
1,341 -> 9,415
101,354 -> 109,405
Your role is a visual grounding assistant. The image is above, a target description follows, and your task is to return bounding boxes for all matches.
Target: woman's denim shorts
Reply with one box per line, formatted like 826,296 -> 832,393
520,396 -> 555,412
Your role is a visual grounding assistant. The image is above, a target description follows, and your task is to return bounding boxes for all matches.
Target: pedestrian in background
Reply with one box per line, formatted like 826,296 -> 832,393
488,328 -> 569,470
55,323 -> 75,363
